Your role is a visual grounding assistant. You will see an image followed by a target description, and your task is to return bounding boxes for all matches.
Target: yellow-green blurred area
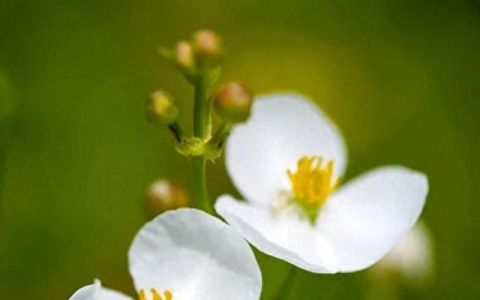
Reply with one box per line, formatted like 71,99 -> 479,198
0,0 -> 479,299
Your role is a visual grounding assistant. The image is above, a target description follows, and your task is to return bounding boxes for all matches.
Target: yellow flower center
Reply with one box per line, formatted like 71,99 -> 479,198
287,156 -> 339,220
139,288 -> 173,300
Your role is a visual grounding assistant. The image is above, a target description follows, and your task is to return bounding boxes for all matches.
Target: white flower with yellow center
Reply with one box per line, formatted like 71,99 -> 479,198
215,94 -> 429,273
68,209 -> 262,300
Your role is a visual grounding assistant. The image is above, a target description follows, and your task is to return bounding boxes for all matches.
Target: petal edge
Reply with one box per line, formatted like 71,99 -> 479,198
316,166 -> 428,272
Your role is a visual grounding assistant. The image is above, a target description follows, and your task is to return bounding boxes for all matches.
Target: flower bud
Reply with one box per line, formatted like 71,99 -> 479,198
145,179 -> 189,217
175,40 -> 194,70
370,222 -> 434,283
191,29 -> 222,68
214,82 -> 253,122
147,91 -> 178,125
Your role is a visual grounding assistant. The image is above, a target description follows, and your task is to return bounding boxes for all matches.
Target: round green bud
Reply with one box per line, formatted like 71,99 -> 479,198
147,91 -> 178,125
214,82 -> 253,123
191,29 -> 222,69
145,179 -> 189,217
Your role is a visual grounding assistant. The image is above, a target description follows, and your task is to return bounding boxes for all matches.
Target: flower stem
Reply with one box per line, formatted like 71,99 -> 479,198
193,77 -> 210,139
192,76 -> 213,213
192,156 -> 211,212
273,266 -> 298,300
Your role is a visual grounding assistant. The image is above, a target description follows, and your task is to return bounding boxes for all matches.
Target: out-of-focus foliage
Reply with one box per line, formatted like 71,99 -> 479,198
0,0 -> 479,299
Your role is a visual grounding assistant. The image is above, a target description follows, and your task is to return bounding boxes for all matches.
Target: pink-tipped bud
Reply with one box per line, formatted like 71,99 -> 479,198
192,29 -> 222,68
175,40 -> 194,70
214,81 -> 253,123
145,179 -> 189,217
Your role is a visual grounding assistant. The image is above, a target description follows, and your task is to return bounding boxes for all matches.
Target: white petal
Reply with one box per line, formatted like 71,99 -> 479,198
316,166 -> 428,272
68,280 -> 132,300
215,195 -> 339,273
69,283 -> 97,300
226,93 -> 347,206
128,208 -> 262,300
97,288 -> 132,300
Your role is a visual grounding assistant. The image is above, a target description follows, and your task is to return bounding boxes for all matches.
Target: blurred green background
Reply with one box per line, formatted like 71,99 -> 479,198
1,0 -> 479,299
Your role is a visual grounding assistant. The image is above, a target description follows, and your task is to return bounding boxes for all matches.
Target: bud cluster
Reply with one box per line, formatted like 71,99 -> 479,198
173,29 -> 223,81
145,29 -> 255,212
147,29 -> 254,143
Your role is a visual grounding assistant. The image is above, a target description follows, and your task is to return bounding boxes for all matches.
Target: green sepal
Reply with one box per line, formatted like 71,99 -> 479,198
174,137 -> 223,160
175,137 -> 206,157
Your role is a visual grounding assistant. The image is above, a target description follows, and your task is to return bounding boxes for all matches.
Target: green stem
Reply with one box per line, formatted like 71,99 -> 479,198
193,77 -> 210,139
192,156 -> 212,213
192,76 -> 213,213
273,266 -> 298,300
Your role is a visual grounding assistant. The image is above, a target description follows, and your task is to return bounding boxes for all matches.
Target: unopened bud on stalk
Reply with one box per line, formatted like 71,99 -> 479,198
175,40 -> 194,70
214,81 -> 253,123
192,29 -> 222,68
145,179 -> 189,217
370,222 -> 434,283
147,90 -> 178,125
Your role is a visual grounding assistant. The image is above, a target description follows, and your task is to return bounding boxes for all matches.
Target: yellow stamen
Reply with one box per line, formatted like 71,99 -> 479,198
139,290 -> 146,300
138,288 -> 173,300
151,288 -> 162,300
287,156 -> 339,212
164,290 -> 173,300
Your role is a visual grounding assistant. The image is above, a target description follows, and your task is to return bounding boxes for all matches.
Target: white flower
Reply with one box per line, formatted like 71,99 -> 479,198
371,222 -> 434,281
215,94 -> 428,274
68,209 -> 262,300
68,280 -> 130,300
